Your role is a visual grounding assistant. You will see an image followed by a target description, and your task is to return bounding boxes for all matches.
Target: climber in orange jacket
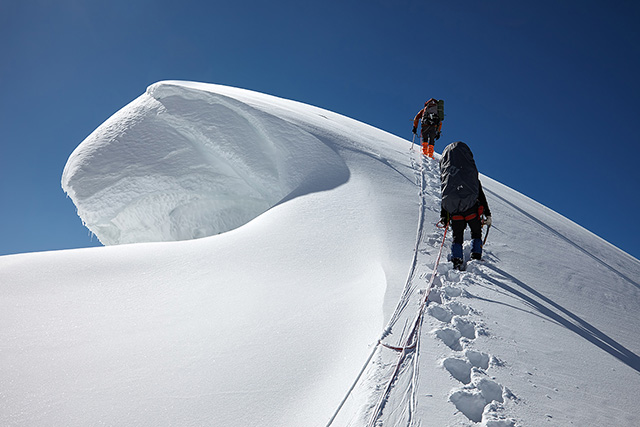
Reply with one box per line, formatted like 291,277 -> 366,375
412,98 -> 442,158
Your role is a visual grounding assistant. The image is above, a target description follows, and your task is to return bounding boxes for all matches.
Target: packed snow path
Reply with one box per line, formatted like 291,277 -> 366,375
327,150 -> 518,426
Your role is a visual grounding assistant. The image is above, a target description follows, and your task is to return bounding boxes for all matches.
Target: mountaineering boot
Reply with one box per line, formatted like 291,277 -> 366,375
427,144 -> 434,158
452,257 -> 464,270
471,252 -> 482,260
422,143 -> 429,157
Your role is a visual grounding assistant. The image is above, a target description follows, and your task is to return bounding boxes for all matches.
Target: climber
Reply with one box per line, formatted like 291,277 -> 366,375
412,98 -> 442,158
438,141 -> 492,270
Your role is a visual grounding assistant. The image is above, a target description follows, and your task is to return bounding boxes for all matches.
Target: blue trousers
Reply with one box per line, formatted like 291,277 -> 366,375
450,214 -> 482,260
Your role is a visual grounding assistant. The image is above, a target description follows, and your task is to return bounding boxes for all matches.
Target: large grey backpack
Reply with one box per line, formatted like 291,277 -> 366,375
440,142 -> 480,214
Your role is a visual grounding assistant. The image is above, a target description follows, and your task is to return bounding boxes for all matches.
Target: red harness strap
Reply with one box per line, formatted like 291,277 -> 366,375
451,213 -> 477,221
451,206 -> 483,222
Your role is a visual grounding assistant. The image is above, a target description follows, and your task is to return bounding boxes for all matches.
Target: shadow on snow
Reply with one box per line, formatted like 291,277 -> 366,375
476,263 -> 640,373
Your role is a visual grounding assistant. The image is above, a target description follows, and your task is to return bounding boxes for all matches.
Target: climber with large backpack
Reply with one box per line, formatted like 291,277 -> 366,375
412,98 -> 443,158
438,141 -> 492,270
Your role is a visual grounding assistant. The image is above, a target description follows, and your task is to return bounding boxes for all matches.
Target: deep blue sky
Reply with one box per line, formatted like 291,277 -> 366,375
1,0 -> 639,259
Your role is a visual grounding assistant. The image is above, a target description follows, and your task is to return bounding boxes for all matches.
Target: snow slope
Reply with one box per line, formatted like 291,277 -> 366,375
1,81 -> 639,426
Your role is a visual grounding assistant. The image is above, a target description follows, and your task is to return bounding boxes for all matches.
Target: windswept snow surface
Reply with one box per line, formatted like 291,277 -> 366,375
61,83 -> 349,245
2,81 -> 640,426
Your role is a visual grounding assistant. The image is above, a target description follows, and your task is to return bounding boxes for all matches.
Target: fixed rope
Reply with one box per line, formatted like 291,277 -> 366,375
365,222 -> 448,427
325,153 -> 447,427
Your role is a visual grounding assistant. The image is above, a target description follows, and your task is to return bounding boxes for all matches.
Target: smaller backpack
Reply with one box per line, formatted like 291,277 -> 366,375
425,112 -> 440,126
421,99 -> 444,128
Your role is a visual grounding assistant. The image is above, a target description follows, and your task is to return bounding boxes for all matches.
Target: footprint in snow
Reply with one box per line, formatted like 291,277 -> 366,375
449,373 -> 508,423
443,350 -> 492,386
466,350 -> 490,370
482,402 -> 517,427
427,304 -> 453,323
446,269 -> 463,282
426,289 -> 443,304
428,302 -> 475,329
443,357 -> 472,384
447,301 -> 471,316
435,328 -> 463,351
449,389 -> 486,423
453,316 -> 476,339
477,377 -> 505,404
443,286 -> 463,298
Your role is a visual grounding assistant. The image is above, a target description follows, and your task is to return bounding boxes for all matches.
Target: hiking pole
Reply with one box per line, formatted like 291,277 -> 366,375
410,132 -> 416,151
483,224 -> 491,246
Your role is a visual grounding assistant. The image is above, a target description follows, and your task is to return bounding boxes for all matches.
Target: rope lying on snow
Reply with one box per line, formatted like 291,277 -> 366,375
379,221 -> 448,352
325,154 -> 449,427
365,223 -> 448,427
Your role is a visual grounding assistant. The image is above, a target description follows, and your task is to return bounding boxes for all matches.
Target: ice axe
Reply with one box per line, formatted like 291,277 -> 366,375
483,223 -> 491,246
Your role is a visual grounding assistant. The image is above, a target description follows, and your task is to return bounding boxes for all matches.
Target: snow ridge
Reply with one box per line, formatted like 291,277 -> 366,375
3,81 -> 639,426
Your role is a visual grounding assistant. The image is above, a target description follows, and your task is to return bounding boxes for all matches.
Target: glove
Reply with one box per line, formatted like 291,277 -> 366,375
435,131 -> 441,140
412,126 -> 417,134
438,211 -> 450,227
483,215 -> 492,227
